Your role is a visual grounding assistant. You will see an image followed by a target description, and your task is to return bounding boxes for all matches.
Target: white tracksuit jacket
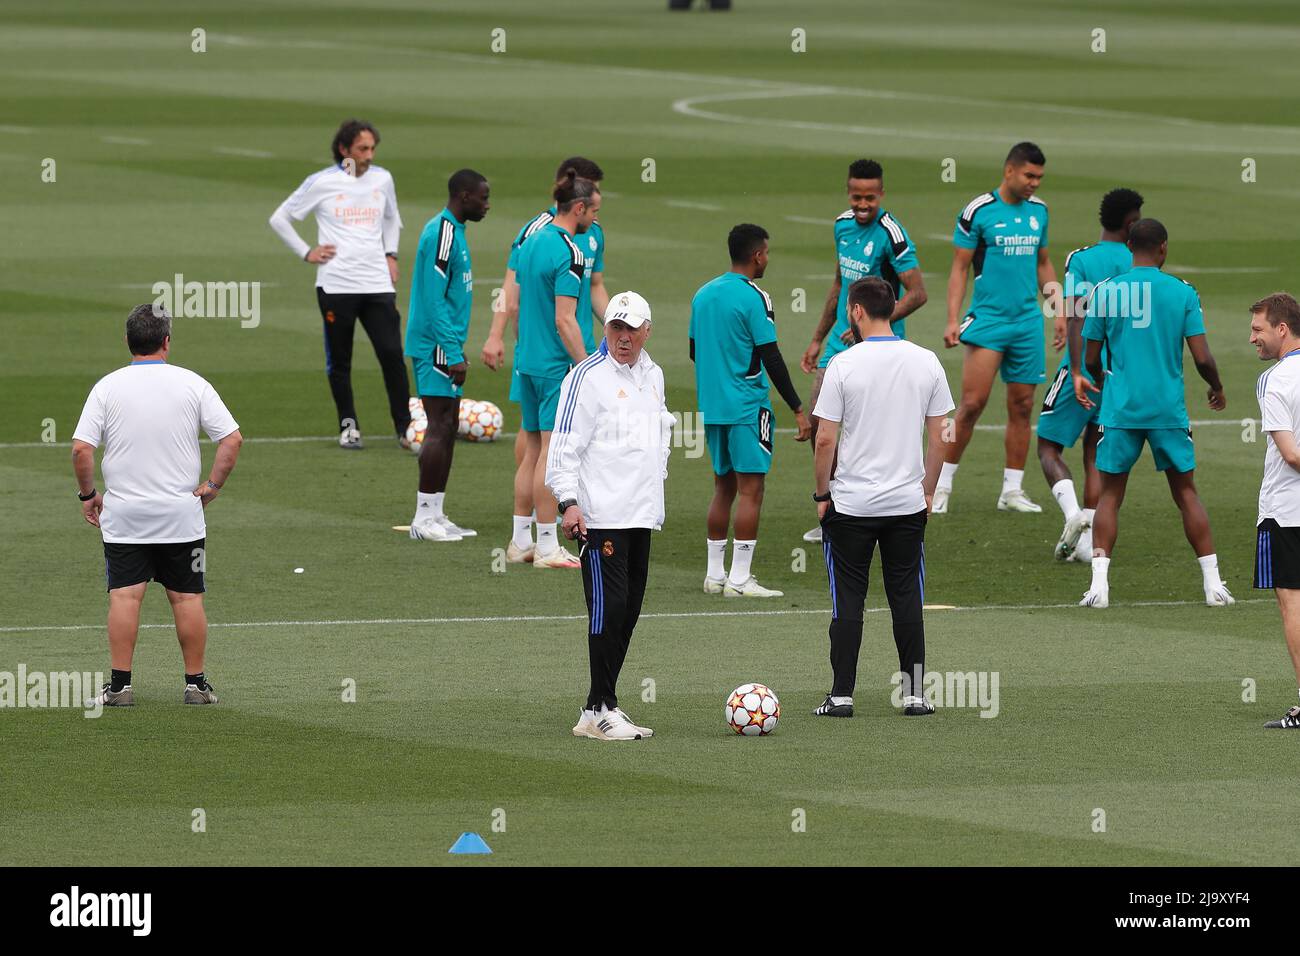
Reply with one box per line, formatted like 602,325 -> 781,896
545,342 -> 675,530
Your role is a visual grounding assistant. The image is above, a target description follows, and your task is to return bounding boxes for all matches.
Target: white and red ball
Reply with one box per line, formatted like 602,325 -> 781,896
458,399 -> 503,442
725,682 -> 780,736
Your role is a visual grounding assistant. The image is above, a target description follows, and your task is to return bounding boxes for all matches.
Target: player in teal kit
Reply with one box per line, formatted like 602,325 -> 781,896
799,159 -> 928,543
937,142 -> 1058,515
1077,218 -> 1234,609
1037,188 -> 1144,563
508,169 -> 601,570
479,158 -> 609,565
692,224 -> 810,598
404,168 -> 489,543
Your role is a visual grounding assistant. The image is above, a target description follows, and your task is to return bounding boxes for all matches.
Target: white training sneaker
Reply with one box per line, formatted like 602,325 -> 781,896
724,576 -> 784,598
931,487 -> 950,514
1079,587 -> 1109,609
409,517 -> 462,542
533,545 -> 581,569
615,707 -> 654,737
802,526 -> 823,543
703,575 -> 727,594
339,425 -> 363,450
1055,511 -> 1091,561
505,541 -> 534,563
571,708 -> 596,737
585,708 -> 645,740
437,515 -> 477,538
1205,581 -> 1236,607
1072,529 -> 1094,563
998,488 -> 1043,513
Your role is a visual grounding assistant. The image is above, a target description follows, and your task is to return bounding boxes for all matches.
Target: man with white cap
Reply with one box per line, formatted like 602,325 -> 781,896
546,291 -> 674,740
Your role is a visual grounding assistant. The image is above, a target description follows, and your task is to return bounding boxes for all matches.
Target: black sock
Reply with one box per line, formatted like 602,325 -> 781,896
110,669 -> 131,692
185,672 -> 205,688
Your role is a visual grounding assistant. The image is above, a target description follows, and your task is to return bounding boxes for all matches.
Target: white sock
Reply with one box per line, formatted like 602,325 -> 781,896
1091,556 -> 1110,590
512,514 -> 534,550
431,491 -> 445,518
938,461 -> 959,491
1002,468 -> 1024,494
536,524 -> 558,556
729,539 -> 756,585
415,492 -> 438,522
1051,479 -> 1080,520
707,539 -> 727,580
1197,553 -> 1221,587
831,695 -> 852,706
1082,507 -> 1095,525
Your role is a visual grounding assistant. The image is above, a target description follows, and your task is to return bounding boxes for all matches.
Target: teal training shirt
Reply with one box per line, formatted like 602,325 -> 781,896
514,222 -> 586,378
1056,239 -> 1131,374
405,207 -> 471,364
953,189 -> 1049,324
1083,266 -> 1206,430
509,206 -> 603,353
820,209 -> 920,368
690,272 -> 778,425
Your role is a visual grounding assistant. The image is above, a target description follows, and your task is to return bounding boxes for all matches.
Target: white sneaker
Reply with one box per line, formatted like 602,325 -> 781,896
802,526 -> 823,543
931,487 -> 950,514
724,576 -> 784,598
1072,529 -> 1094,563
586,708 -> 645,740
339,425 -> 363,450
1055,511 -> 1090,561
533,545 -> 581,569
571,708 -> 596,737
505,541 -> 534,563
998,488 -> 1042,513
1079,587 -> 1109,609
1205,581 -> 1235,607
438,515 -> 477,538
615,707 -> 654,737
703,575 -> 727,594
409,517 -> 462,542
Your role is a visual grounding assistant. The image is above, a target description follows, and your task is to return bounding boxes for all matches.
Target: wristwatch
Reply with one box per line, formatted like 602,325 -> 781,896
78,487 -> 98,501
812,491 -> 832,503
557,498 -> 578,514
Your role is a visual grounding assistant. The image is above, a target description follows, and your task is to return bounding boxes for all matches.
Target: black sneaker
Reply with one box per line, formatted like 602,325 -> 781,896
1264,705 -> 1300,729
183,680 -> 219,705
812,695 -> 853,717
902,695 -> 935,716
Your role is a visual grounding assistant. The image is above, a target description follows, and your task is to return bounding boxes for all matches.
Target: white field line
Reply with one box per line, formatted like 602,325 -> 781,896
0,597 -> 1270,634
0,418 -> 1259,452
213,147 -> 274,159
665,199 -> 723,211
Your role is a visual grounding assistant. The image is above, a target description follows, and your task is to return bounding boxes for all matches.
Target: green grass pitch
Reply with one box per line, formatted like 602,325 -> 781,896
3,0 -> 1299,865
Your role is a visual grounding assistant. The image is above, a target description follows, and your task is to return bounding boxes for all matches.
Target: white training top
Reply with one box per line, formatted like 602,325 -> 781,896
813,335 -> 954,517
1257,349 -> 1300,527
545,343 -> 675,531
269,164 -> 401,295
73,362 -> 240,544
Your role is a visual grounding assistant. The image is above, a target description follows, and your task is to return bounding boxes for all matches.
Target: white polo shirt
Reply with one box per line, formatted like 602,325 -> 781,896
269,164 -> 401,295
73,362 -> 240,544
1257,349 -> 1300,526
813,335 -> 954,517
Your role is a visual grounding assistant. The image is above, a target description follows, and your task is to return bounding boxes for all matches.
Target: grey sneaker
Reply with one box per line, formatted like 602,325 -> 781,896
339,425 -> 363,450
183,681 -> 219,705
88,683 -> 133,707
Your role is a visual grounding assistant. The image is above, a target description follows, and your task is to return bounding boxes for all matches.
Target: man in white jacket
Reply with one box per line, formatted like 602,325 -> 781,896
547,292 -> 673,741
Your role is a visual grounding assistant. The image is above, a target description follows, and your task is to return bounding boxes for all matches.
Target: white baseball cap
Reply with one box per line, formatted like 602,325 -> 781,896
603,291 -> 652,329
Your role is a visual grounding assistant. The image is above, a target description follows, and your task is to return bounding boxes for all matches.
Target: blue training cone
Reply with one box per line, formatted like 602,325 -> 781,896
448,832 -> 492,854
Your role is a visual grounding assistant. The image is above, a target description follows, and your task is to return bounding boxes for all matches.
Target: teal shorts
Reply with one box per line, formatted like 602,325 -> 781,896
1036,364 -> 1100,448
514,372 -> 564,432
957,313 -> 1045,384
411,349 -> 463,399
705,407 -> 774,476
1097,426 -> 1195,474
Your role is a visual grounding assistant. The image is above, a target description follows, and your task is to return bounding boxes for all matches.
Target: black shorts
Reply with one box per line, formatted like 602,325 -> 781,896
1254,519 -> 1300,590
103,538 -> 206,593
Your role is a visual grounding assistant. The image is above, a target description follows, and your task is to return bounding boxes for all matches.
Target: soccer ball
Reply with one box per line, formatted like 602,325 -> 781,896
458,399 -> 503,442
725,683 -> 780,736
404,417 -> 427,453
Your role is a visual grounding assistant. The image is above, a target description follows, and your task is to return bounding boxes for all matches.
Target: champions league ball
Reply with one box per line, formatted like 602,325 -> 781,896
726,683 -> 780,736
457,399 -> 503,442
405,397 -> 427,454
